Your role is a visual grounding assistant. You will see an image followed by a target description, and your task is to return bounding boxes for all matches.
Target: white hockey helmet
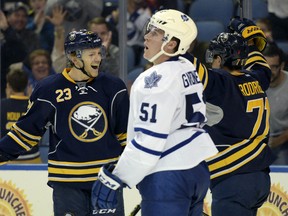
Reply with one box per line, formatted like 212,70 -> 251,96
146,9 -> 197,62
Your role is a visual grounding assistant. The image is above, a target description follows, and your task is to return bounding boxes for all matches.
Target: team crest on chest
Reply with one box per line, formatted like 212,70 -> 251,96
144,71 -> 162,88
69,102 -> 107,142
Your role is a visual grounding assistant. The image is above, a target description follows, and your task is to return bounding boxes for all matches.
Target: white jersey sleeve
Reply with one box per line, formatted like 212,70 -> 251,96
113,57 -> 218,188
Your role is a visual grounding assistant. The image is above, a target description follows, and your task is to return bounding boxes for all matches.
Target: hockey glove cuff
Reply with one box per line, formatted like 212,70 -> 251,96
91,164 -> 123,210
228,16 -> 267,51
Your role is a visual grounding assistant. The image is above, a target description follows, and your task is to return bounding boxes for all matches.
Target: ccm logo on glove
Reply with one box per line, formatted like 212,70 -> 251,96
98,167 -> 121,190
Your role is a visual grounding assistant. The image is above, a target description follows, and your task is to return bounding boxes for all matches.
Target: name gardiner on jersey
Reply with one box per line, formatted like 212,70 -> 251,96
238,81 -> 264,96
182,70 -> 201,88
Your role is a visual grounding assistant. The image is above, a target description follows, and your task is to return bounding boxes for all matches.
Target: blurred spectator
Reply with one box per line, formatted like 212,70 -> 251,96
27,0 -> 54,53
0,2 -> 41,53
9,49 -> 56,96
267,0 -> 288,40
1,68 -> 42,163
263,44 -> 288,165
127,0 -> 151,60
45,0 -> 103,33
256,17 -> 288,70
106,0 -> 151,65
26,49 -> 56,95
146,0 -> 179,12
48,4 -> 67,73
87,17 -> 120,77
256,18 -> 274,43
0,2 -> 40,98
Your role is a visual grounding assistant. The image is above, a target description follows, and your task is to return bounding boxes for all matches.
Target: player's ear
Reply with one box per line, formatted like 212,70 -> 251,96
212,56 -> 222,69
69,53 -> 79,64
166,40 -> 178,53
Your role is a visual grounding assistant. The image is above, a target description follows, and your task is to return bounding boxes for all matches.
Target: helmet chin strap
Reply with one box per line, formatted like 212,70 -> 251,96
74,59 -> 93,78
148,50 -> 164,63
72,50 -> 94,78
147,42 -> 181,63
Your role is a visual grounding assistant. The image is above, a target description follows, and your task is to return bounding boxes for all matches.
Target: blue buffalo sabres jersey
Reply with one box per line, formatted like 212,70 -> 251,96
0,69 -> 129,190
189,46 -> 275,187
0,95 -> 40,160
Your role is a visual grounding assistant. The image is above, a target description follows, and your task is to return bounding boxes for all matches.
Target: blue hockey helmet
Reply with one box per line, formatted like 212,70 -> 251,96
64,29 -> 103,58
205,32 -> 248,67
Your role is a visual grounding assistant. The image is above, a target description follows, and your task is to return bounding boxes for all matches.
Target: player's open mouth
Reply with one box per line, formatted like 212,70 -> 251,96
144,42 -> 148,50
91,65 -> 99,70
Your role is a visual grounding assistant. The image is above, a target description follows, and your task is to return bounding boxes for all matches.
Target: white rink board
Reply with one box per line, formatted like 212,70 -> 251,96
0,164 -> 141,216
0,165 -> 287,216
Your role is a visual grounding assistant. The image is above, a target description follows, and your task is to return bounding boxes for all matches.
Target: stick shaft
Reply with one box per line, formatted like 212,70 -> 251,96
129,204 -> 141,216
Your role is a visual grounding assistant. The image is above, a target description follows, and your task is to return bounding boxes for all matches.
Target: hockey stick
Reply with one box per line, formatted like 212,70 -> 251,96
129,204 -> 141,216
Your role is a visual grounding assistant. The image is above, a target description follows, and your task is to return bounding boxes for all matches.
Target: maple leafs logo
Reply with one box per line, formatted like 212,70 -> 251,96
144,71 -> 162,89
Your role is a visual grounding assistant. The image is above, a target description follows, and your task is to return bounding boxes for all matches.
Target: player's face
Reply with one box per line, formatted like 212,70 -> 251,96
143,25 -> 164,61
265,55 -> 282,87
80,48 -> 102,77
31,55 -> 50,81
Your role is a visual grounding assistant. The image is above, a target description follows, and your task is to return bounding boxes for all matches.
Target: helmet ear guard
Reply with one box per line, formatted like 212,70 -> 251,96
75,50 -> 82,58
205,49 -> 215,64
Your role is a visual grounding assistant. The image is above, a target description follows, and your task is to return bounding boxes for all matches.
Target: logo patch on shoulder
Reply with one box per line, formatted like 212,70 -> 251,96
144,71 -> 162,89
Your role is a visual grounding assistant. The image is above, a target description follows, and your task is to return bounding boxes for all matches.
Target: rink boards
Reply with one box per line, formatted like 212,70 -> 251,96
0,165 -> 287,216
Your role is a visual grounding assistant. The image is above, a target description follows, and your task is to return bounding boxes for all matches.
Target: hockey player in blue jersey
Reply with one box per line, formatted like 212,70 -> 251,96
91,9 -> 218,216
0,29 -> 129,216
190,18 -> 275,216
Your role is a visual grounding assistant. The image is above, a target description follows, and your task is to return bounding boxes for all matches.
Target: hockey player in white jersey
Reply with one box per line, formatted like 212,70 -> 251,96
92,9 -> 218,216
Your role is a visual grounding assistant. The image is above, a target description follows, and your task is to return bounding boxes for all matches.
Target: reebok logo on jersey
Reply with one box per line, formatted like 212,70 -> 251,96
144,71 -> 162,88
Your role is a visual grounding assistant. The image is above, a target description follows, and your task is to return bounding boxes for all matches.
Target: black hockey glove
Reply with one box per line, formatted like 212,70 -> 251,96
91,164 -> 123,210
228,16 -> 267,51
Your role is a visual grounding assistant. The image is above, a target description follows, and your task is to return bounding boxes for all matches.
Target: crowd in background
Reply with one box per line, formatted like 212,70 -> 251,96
0,0 -> 288,164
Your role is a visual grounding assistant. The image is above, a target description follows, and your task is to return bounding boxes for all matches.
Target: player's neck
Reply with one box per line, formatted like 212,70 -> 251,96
153,55 -> 170,65
68,67 -> 90,81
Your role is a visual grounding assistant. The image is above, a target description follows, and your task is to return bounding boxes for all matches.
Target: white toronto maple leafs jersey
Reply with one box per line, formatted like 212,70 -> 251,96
113,56 -> 218,188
